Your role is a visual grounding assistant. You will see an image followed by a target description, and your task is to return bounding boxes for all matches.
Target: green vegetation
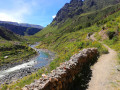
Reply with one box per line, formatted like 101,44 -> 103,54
0,40 -> 36,66
0,26 -> 22,41
1,1 -> 120,90
95,13 -> 120,62
0,23 -> 38,90
29,3 -> 120,43
1,36 -> 107,90
54,0 -> 120,24
0,22 -> 42,36
0,27 -> 37,67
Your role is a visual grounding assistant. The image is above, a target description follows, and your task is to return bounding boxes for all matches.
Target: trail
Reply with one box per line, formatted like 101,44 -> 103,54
87,34 -> 120,90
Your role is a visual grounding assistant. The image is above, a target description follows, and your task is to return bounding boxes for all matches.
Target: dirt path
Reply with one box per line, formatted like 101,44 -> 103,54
87,34 -> 120,90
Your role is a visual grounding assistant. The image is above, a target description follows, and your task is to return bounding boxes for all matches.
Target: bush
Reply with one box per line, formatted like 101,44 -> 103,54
106,31 -> 116,39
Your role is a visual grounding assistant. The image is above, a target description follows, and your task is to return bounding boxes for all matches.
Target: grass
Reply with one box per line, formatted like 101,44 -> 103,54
2,25 -> 108,90
0,40 -> 37,67
94,12 -> 120,63
2,3 -> 120,90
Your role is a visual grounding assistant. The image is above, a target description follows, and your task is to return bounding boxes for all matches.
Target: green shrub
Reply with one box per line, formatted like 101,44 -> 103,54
106,31 -> 116,39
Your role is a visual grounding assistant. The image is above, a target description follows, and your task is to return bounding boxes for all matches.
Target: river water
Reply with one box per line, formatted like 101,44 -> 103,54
0,43 -> 54,84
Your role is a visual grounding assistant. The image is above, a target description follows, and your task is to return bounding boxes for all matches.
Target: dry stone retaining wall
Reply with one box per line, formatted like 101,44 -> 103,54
23,48 -> 99,90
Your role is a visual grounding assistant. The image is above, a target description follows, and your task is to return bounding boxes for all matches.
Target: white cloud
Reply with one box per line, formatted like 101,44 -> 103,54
52,15 -> 56,19
0,13 -> 22,22
0,0 -> 37,23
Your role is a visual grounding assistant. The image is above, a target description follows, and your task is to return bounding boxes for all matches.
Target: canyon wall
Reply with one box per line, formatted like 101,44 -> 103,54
23,48 -> 99,90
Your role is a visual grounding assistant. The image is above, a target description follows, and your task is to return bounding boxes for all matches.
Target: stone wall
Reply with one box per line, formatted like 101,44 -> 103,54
23,48 -> 99,90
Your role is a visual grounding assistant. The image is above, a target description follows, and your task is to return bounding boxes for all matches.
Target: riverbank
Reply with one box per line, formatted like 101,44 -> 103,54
0,43 -> 37,71
0,53 -> 38,71
0,44 -> 55,86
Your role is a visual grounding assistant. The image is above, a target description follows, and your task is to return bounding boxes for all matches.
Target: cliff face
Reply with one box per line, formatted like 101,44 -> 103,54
54,0 -> 83,23
53,0 -> 120,24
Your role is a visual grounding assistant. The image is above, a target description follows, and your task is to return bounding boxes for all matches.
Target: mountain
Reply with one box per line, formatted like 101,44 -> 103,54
31,0 -> 120,74
0,26 -> 22,41
32,0 -> 120,49
0,21 -> 43,29
0,21 -> 44,36
2,0 -> 120,89
30,0 -> 120,65
53,0 -> 120,24
0,26 -> 37,74
20,23 -> 43,29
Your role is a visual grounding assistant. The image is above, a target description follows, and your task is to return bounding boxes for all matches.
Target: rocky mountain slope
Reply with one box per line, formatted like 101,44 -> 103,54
0,21 -> 43,36
54,0 -> 120,24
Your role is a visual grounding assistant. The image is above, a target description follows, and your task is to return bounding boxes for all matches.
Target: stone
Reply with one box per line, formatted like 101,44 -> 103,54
49,77 -> 58,82
22,87 -> 28,90
34,88 -> 39,90
23,48 -> 98,90
42,74 -> 48,78
4,56 -> 8,59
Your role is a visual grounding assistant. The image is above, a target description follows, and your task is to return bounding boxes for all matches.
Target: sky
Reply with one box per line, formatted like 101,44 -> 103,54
0,0 -> 70,27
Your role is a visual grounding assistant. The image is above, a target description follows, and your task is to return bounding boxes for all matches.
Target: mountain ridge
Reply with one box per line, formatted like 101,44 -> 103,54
53,0 -> 120,24
0,21 -> 44,36
0,21 -> 43,29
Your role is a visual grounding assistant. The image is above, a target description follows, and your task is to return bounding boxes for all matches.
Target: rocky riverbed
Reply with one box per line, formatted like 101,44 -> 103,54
0,43 -> 55,86
0,55 -> 37,71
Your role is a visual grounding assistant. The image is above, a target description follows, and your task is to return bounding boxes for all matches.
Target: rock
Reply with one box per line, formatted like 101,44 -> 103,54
4,56 -> 8,59
22,87 -> 28,90
42,74 -> 48,78
34,88 -> 39,90
49,77 -> 58,82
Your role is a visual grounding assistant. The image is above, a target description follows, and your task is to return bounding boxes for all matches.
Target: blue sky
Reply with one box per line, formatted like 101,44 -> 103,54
0,0 -> 70,27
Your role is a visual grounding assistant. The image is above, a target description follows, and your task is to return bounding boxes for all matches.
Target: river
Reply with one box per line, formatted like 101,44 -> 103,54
0,43 -> 55,85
